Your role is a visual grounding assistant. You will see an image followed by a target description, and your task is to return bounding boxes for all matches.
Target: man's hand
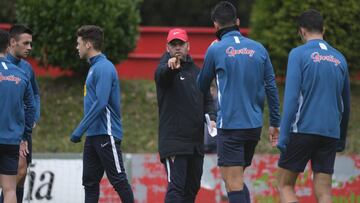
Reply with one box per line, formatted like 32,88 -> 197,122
268,127 -> 280,147
168,54 -> 181,70
19,140 -> 29,158
210,120 -> 216,129
70,135 -> 81,143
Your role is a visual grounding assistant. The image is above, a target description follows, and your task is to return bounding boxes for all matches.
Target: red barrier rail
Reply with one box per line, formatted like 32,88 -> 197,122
119,26 -> 249,79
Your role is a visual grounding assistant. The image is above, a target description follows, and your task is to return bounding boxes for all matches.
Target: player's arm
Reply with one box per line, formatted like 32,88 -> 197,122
154,53 -> 179,87
197,47 -> 216,93
264,51 -> 281,127
338,66 -> 351,152
277,50 -> 302,152
71,66 -> 113,142
23,80 -> 35,140
263,51 -> 281,147
29,67 -> 41,123
203,86 -> 217,122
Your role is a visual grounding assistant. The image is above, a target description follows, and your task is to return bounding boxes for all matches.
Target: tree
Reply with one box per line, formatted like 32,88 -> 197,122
0,0 -> 16,23
16,0 -> 142,74
250,0 -> 360,76
140,0 -> 253,27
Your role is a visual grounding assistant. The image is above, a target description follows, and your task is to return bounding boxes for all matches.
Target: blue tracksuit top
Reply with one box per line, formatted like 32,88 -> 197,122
278,39 -> 350,151
197,31 -> 280,129
72,54 -> 123,140
0,57 -> 35,145
7,54 -> 41,123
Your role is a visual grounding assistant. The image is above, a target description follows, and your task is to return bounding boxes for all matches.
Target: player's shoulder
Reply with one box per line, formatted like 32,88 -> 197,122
205,39 -> 221,57
20,59 -> 32,67
102,57 -> 115,68
4,62 -> 30,80
327,45 -> 346,61
94,54 -> 114,67
94,56 -> 117,76
1,60 -> 22,72
208,39 -> 222,50
19,59 -> 35,74
288,44 -> 306,57
243,37 -> 269,53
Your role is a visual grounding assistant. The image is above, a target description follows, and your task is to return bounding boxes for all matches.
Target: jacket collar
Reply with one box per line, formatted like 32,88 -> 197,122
215,25 -> 240,40
89,53 -> 105,66
6,53 -> 21,65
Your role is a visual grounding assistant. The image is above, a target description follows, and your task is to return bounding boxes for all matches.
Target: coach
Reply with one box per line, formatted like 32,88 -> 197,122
154,28 -> 216,203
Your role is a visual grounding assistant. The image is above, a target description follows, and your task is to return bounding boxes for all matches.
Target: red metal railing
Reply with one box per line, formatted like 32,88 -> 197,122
118,26 -> 249,79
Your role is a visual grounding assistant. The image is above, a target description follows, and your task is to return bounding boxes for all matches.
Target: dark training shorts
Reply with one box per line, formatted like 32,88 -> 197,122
0,144 -> 20,175
278,133 -> 338,174
217,128 -> 261,167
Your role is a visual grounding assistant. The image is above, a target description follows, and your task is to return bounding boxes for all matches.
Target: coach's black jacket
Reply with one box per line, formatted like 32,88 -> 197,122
155,52 -> 216,162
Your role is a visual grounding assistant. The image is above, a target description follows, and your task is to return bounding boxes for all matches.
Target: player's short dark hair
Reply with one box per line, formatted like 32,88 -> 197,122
9,24 -> 33,40
298,9 -> 324,33
0,29 -> 10,53
77,25 -> 104,51
211,1 -> 237,27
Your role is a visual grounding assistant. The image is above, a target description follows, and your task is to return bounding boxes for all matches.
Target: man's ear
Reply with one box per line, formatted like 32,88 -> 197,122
299,27 -> 306,37
214,21 -> 220,30
85,41 -> 92,49
236,18 -> 240,27
10,38 -> 17,47
187,42 -> 190,52
166,44 -> 170,53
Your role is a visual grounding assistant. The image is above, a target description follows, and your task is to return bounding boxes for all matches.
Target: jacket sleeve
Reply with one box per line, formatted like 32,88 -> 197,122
197,47 -> 216,93
278,50 -> 302,153
337,66 -> 351,152
264,51 -> 281,127
71,66 -> 113,138
154,53 -> 179,87
203,88 -> 216,121
29,67 -> 41,123
23,80 -> 35,140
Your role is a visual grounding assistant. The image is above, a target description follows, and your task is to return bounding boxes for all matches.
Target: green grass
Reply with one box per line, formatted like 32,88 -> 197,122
32,77 -> 360,154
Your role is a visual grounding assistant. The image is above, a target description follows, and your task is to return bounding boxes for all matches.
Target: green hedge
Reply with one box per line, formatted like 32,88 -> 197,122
16,0 -> 141,74
140,0 -> 253,27
250,0 -> 360,76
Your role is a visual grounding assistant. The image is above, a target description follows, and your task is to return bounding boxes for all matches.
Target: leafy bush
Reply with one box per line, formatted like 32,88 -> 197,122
16,0 -> 142,74
140,0 -> 253,27
250,0 -> 360,76
0,0 -> 16,23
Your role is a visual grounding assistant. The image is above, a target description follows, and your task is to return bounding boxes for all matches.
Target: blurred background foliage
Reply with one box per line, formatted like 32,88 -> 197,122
140,0 -> 253,27
15,0 -> 142,75
250,0 -> 360,76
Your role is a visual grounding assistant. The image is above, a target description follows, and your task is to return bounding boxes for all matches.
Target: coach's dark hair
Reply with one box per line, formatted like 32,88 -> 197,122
211,1 -> 237,27
298,9 -> 324,33
0,29 -> 10,53
9,24 -> 33,40
77,25 -> 104,51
